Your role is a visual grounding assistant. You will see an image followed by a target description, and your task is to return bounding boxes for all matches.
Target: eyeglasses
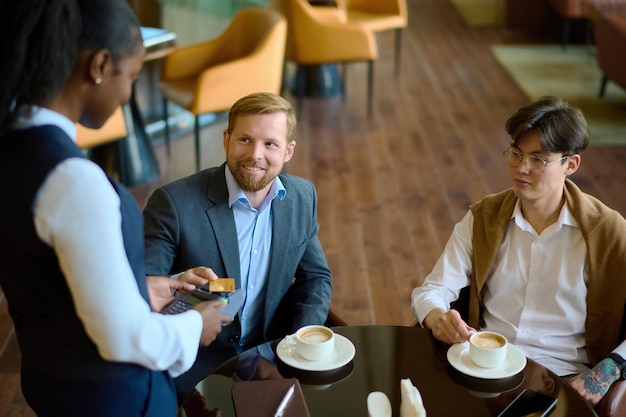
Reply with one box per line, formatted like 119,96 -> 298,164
503,148 -> 569,173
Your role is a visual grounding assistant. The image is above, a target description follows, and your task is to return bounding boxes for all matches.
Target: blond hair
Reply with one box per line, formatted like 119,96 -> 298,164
227,92 -> 296,141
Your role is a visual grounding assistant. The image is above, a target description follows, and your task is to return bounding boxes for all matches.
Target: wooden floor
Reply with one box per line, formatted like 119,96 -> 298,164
3,0 -> 626,415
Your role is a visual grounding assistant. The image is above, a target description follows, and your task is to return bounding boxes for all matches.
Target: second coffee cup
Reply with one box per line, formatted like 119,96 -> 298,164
469,331 -> 508,368
287,324 -> 335,361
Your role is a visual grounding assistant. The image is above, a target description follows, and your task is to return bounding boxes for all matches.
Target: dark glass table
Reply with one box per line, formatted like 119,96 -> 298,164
197,325 -> 598,417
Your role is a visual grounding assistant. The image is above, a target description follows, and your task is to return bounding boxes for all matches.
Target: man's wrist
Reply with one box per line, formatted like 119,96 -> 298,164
423,308 -> 445,329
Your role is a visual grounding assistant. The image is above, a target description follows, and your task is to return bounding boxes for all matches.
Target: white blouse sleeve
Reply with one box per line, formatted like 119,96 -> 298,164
33,158 -> 201,377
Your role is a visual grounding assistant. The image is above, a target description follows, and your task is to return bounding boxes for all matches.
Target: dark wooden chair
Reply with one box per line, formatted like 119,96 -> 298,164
595,10 -> 626,97
325,307 -> 350,327
545,0 -> 626,49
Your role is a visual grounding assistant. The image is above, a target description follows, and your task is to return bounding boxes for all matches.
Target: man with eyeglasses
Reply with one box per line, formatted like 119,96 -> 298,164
411,96 -> 626,408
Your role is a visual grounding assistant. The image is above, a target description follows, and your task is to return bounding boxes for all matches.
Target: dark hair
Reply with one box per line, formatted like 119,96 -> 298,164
0,0 -> 140,133
227,92 -> 297,141
0,0 -> 80,131
505,96 -> 589,155
77,0 -> 142,72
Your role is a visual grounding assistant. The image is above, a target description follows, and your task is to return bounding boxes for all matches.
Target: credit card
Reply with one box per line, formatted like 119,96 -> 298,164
209,278 -> 236,292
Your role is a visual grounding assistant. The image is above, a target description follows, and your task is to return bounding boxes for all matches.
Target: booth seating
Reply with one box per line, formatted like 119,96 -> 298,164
325,307 -> 350,327
545,0 -> 626,49
596,300 -> 626,417
595,8 -> 626,96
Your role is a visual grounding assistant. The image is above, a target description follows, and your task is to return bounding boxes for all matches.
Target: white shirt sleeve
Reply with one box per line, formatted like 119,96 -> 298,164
33,158 -> 201,377
411,210 -> 474,325
613,341 -> 626,358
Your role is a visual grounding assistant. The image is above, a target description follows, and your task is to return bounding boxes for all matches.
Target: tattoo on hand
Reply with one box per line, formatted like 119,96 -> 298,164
581,359 -> 619,396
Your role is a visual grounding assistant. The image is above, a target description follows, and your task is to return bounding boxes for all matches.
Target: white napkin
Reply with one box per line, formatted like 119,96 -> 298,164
367,391 -> 391,417
400,378 -> 426,417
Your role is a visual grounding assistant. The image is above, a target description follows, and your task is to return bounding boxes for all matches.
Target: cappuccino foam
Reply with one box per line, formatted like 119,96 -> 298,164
298,329 -> 332,344
472,334 -> 505,349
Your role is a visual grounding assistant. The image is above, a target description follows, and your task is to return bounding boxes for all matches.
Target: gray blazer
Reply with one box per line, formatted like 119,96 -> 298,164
143,164 -> 332,375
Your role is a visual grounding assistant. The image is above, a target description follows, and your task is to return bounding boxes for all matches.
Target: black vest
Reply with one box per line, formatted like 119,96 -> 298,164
0,125 -> 149,381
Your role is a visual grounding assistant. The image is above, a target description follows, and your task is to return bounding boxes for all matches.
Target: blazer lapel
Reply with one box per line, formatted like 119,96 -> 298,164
205,165 -> 242,287
264,192 -> 294,311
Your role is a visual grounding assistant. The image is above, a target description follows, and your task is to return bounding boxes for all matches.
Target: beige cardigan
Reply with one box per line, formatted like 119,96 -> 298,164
469,179 -> 626,366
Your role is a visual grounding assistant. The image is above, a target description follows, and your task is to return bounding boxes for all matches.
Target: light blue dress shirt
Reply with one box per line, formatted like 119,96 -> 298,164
225,167 -> 286,346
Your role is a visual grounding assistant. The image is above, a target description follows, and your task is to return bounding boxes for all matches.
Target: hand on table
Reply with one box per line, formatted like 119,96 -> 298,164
424,308 -> 476,345
569,358 -> 621,406
146,275 -> 195,312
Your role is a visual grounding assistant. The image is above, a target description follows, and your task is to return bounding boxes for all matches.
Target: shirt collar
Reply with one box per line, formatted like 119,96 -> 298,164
511,198 -> 579,231
225,165 -> 286,208
13,106 -> 77,141
560,202 -> 579,228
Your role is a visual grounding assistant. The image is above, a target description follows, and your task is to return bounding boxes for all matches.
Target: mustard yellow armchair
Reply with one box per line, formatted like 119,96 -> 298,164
76,106 -> 132,183
76,106 -> 127,150
271,0 -> 378,117
336,0 -> 407,77
159,7 -> 287,171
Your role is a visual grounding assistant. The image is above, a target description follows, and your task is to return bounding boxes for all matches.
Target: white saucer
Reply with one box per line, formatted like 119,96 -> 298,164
276,333 -> 356,371
447,342 -> 527,379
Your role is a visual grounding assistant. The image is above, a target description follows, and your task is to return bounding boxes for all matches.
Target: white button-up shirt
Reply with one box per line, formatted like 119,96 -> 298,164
412,200 -> 626,376
19,107 -> 202,377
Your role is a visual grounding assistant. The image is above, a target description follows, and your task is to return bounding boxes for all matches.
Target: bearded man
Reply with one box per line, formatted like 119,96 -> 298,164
142,92 -> 332,414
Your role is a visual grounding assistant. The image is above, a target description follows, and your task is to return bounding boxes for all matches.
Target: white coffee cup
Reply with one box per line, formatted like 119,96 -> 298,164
286,325 -> 335,361
469,331 -> 508,368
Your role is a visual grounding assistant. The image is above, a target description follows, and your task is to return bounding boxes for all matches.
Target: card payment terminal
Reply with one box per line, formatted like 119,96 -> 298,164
163,288 -> 244,318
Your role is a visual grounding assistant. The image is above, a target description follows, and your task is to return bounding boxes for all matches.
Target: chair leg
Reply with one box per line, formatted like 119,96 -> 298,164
194,116 -> 201,171
541,5 -> 555,41
599,75 -> 608,98
561,18 -> 571,51
296,65 -> 305,115
394,28 -> 403,78
367,61 -> 374,119
585,20 -> 594,55
116,125 -> 129,186
162,97 -> 171,157
280,60 -> 288,96
341,63 -> 347,101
